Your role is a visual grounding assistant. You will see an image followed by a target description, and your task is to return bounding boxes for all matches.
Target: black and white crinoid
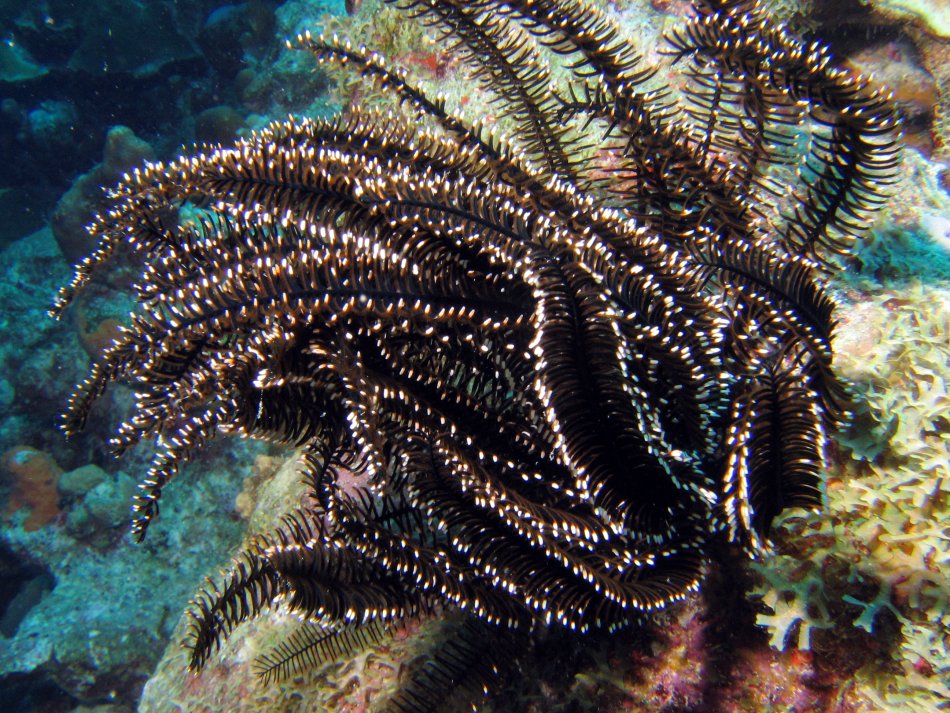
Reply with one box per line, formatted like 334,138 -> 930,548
53,0 -> 899,709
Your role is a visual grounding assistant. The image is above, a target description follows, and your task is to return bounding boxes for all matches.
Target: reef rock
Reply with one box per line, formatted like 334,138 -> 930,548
51,126 -> 155,264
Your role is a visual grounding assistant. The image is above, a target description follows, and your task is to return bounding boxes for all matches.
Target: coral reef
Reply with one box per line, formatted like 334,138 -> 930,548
61,469 -> 138,548
867,0 -> 950,37
0,0 -> 946,711
738,121 -> 949,710
139,455 -> 428,713
50,1 -> 943,710
140,0 -> 950,709
783,1 -> 950,160
73,316 -> 125,361
52,126 -> 156,263
0,447 -> 257,710
2,446 -> 62,532
748,283 -> 950,711
234,0 -> 343,117
847,40 -> 938,153
0,211 -> 269,709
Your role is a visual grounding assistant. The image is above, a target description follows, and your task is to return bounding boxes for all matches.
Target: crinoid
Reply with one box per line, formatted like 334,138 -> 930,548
52,0 -> 900,709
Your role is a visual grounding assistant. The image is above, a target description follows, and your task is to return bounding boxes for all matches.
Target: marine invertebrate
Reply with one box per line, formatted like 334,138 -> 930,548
750,284 -> 950,711
2,446 -> 61,531
52,0 -> 900,709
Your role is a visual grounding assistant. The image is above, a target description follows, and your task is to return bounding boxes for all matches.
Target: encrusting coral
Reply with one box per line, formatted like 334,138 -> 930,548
2,446 -> 62,531
51,0 -> 905,709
